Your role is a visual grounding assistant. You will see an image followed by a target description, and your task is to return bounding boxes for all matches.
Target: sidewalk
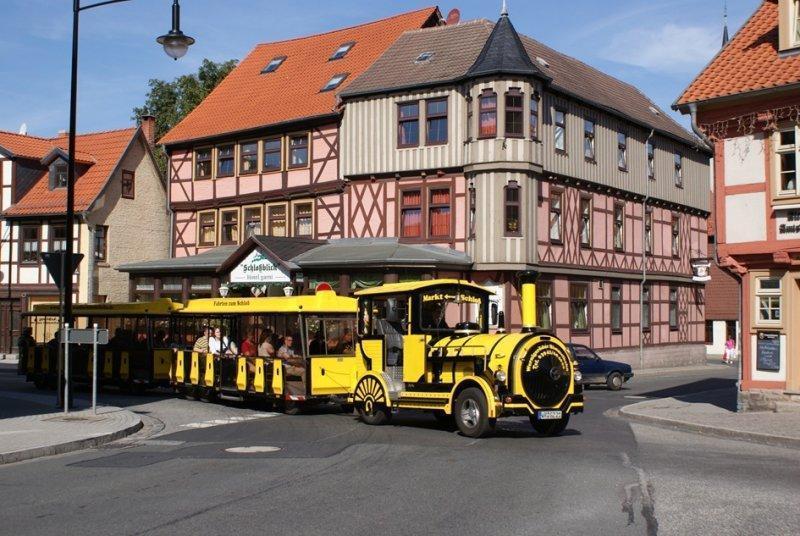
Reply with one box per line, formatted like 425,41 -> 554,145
619,388 -> 800,450
0,398 -> 142,465
633,359 -> 734,377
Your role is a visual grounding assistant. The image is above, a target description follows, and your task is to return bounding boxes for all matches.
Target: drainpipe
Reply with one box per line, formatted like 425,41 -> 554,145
640,129 -> 654,371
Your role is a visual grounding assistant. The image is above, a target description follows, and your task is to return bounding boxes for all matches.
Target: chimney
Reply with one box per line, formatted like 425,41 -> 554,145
140,115 -> 156,147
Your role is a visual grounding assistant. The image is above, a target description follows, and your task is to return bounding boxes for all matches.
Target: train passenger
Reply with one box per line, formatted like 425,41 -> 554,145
277,335 -> 304,377
210,327 -> 237,357
192,325 -> 212,353
257,330 -> 275,358
308,330 -> 325,355
240,329 -> 257,357
335,328 -> 353,354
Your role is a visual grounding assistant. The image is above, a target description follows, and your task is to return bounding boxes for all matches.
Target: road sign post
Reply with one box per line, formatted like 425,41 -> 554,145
92,324 -> 98,415
63,324 -> 70,415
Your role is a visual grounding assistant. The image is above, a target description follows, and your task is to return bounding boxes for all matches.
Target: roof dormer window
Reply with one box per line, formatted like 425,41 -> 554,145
330,42 -> 354,61
261,56 -> 286,74
779,0 -> 800,51
414,51 -> 434,64
51,161 -> 68,189
321,73 -> 348,92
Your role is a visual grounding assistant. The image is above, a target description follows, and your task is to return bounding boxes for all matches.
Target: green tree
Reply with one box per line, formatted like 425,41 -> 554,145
133,58 -> 238,174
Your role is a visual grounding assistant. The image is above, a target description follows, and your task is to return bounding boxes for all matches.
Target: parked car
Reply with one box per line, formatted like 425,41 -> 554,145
567,344 -> 633,390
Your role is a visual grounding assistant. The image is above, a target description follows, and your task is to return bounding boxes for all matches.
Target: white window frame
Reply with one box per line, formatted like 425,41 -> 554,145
755,276 -> 782,326
775,125 -> 799,197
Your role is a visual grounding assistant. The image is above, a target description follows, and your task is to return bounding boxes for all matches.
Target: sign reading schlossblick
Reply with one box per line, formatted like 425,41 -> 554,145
229,249 -> 290,284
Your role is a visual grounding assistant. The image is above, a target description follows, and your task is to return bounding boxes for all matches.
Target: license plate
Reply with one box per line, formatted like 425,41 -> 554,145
537,410 -> 562,420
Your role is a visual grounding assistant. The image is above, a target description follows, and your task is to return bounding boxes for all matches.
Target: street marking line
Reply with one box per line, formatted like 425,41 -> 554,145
180,412 -> 279,429
225,446 -> 280,453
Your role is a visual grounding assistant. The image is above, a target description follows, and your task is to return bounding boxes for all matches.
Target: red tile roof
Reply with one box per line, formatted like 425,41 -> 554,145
676,0 -> 800,106
159,7 -> 440,146
0,131 -> 58,160
2,127 -> 139,217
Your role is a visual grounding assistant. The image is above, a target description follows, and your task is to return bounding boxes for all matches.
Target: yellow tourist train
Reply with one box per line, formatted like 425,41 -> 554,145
19,272 -> 583,437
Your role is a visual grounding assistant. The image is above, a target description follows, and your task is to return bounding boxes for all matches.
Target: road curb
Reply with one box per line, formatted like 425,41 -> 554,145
618,405 -> 800,450
0,415 -> 143,466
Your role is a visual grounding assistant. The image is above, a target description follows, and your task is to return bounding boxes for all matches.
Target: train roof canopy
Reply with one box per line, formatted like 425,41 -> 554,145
355,279 -> 492,297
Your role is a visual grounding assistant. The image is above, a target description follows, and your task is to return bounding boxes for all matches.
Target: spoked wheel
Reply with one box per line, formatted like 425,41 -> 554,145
530,414 -> 570,436
454,387 -> 495,438
607,372 -> 623,391
354,376 -> 390,425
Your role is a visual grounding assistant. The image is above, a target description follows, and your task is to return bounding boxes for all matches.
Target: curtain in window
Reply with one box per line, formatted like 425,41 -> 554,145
429,207 -> 450,237
570,285 -> 588,330
537,283 -> 552,330
401,191 -> 422,237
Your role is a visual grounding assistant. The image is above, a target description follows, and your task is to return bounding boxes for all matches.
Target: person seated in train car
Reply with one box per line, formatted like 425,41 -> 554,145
335,328 -> 353,354
47,330 -> 61,356
277,334 -> 304,377
325,335 -> 340,354
421,301 -> 449,330
192,325 -> 212,354
210,326 -> 237,358
240,328 -> 257,357
17,327 -> 34,371
257,330 -> 275,358
308,330 -> 325,355
108,328 -> 125,348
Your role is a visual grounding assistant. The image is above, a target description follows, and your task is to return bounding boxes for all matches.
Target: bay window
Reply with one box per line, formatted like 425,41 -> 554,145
504,89 -> 523,138
478,90 -> 497,138
425,98 -> 448,145
398,102 -> 420,147
504,181 -> 521,236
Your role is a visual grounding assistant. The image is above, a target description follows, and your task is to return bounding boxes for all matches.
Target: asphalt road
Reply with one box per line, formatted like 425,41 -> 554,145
1,363 -> 798,536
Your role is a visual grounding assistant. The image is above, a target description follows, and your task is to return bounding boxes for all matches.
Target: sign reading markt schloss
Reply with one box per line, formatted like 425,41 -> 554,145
229,249 -> 290,284
778,210 -> 800,235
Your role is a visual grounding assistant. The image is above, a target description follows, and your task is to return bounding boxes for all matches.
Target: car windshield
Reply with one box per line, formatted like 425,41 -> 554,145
572,345 -> 597,360
418,287 -> 485,333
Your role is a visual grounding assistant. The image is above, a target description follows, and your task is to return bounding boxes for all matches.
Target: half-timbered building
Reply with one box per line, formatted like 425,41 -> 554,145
338,10 -> 712,367
148,7 -> 441,297
676,0 -> 800,408
0,118 -> 168,351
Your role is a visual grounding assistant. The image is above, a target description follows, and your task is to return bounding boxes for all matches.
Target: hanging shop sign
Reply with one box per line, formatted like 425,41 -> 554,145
229,249 -> 290,284
691,258 -> 712,282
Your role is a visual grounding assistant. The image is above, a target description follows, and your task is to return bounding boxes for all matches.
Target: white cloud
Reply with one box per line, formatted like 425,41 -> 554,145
600,23 -> 721,74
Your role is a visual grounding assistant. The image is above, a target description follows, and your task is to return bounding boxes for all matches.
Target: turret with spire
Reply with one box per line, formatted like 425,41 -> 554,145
722,1 -> 730,47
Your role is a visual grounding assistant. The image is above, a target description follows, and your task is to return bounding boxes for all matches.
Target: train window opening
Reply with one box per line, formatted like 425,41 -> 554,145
418,288 -> 486,334
305,316 -> 356,356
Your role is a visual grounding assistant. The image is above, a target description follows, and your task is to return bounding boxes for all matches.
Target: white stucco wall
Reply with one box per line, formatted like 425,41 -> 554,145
726,192 -> 766,243
724,134 -> 765,186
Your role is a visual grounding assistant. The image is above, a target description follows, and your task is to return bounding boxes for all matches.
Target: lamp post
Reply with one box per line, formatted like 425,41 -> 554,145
60,0 -> 194,407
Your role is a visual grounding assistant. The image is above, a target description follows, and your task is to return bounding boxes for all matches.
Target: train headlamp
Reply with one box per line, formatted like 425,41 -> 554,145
494,370 -> 507,383
574,370 -> 583,383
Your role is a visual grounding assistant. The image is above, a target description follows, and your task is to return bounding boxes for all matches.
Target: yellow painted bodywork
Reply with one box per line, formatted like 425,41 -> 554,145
179,291 -> 356,316
403,334 -> 427,383
521,281 -> 537,330
175,352 -> 186,383
355,279 -> 491,297
236,357 -> 247,391
103,351 -> 113,379
271,358 -> 283,395
119,352 -> 130,381
358,339 -> 385,374
310,355 -> 358,396
153,350 -> 172,380
254,358 -> 265,393
30,298 -> 183,316
202,354 -> 214,387
189,353 -> 200,385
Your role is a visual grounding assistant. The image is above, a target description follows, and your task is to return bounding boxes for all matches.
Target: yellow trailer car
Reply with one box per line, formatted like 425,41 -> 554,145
348,272 -> 583,437
21,299 -> 183,390
173,284 -> 358,411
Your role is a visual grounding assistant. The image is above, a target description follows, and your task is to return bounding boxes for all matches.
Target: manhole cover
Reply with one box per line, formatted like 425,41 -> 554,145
225,446 -> 281,454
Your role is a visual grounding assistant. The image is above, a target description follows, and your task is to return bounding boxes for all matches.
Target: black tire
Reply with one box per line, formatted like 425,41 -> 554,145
339,403 -> 355,415
454,387 -> 495,438
530,414 -> 570,436
354,377 -> 390,425
199,387 -> 216,402
607,372 -> 623,391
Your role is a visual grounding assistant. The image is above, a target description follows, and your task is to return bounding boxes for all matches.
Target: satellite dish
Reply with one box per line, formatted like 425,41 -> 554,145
446,8 -> 460,25
18,123 -> 27,135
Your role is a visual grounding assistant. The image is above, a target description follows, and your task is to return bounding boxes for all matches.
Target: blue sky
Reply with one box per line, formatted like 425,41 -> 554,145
0,0 -> 759,136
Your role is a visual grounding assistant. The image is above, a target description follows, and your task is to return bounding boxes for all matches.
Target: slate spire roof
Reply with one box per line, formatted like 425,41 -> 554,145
465,10 -> 548,80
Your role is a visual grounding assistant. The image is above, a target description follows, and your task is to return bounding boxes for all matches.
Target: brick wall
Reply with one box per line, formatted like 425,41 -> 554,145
705,262 -> 740,320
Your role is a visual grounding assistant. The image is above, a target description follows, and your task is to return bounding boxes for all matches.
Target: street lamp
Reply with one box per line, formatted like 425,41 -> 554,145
157,0 -> 196,60
59,0 -> 194,407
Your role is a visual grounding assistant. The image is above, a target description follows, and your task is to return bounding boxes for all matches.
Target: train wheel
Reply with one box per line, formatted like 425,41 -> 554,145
354,377 -> 390,425
530,414 -> 570,437
454,388 -> 495,438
